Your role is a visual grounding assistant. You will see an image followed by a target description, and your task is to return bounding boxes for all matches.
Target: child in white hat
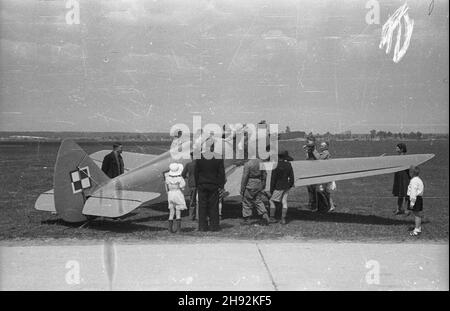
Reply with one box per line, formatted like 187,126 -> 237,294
165,163 -> 187,233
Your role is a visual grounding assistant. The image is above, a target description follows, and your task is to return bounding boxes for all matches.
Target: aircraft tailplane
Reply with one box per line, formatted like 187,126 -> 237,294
53,139 -> 109,222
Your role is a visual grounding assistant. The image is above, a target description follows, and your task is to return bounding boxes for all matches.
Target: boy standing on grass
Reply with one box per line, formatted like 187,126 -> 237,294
407,165 -> 424,237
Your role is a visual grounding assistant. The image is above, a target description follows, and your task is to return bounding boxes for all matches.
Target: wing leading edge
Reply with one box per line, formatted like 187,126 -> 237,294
223,154 -> 434,197
291,154 -> 434,186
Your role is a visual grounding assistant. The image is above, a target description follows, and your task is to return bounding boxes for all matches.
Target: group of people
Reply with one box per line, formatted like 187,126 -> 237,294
100,138 -> 426,237
164,133 -> 337,233
240,150 -> 295,226
165,146 -> 296,232
303,136 -> 337,212
165,144 -> 225,233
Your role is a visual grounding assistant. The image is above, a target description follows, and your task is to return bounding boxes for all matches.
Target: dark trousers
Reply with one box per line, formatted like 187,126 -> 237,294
188,188 -> 198,219
316,189 -> 330,212
307,185 -> 316,207
397,196 -> 407,211
197,184 -> 220,231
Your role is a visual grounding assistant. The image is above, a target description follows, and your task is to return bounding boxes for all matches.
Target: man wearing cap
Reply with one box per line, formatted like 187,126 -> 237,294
101,143 -> 124,178
240,156 -> 270,226
269,151 -> 294,224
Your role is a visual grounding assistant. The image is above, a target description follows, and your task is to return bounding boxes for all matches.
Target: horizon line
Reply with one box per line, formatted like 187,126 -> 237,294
0,130 -> 448,135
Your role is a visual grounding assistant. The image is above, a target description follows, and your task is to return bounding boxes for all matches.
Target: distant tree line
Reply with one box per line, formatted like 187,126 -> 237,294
368,130 -> 423,140
278,126 -> 448,141
1,128 -> 448,143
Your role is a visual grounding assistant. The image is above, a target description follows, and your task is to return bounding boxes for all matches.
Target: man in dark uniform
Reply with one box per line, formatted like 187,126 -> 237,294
194,144 -> 225,232
101,143 -> 124,178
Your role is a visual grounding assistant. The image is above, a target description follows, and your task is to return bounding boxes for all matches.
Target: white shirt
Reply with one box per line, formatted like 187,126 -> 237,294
407,176 -> 424,204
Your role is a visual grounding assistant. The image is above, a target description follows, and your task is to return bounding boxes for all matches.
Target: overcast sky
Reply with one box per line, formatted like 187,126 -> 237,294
0,0 -> 448,133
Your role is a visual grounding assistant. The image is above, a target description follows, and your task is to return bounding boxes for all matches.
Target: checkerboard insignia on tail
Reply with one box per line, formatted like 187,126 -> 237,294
34,139 -> 160,223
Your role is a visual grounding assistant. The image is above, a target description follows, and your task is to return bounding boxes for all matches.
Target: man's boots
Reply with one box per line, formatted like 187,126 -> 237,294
168,220 -> 174,233
174,219 -> 182,233
281,208 -> 288,225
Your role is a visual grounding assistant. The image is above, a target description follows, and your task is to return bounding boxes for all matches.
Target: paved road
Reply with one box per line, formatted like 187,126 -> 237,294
0,241 -> 448,290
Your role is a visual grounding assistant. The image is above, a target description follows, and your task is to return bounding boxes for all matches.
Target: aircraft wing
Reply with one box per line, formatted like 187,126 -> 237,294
290,154 -> 434,186
223,154 -> 434,198
83,187 -> 161,218
89,150 -> 159,172
222,165 -> 243,199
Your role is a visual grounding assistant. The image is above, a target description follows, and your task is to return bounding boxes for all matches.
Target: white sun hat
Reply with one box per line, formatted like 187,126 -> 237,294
168,163 -> 183,177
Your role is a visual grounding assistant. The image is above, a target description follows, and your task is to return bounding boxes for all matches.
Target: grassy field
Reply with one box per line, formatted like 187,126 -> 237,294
0,139 -> 448,242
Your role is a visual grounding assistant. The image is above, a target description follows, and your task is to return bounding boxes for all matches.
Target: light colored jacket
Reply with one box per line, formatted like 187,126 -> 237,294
240,158 -> 267,195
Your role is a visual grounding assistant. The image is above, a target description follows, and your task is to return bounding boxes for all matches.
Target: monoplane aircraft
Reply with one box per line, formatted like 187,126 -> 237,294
34,129 -> 434,223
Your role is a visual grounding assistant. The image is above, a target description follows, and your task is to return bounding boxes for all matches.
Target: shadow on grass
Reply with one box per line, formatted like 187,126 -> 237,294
85,220 -> 166,233
41,218 -> 166,233
136,201 -> 191,222
287,209 -> 414,226
218,201 -> 415,226
40,198 -> 415,234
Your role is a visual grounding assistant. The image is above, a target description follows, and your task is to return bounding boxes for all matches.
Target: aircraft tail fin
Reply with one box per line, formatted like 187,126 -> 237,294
53,139 -> 109,222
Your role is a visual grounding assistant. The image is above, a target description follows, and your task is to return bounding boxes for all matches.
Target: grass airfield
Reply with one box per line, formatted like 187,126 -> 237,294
0,139 -> 448,242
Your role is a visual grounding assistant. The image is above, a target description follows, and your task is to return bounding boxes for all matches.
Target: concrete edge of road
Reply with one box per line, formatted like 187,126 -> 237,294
0,237 -> 448,247
0,239 -> 448,290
